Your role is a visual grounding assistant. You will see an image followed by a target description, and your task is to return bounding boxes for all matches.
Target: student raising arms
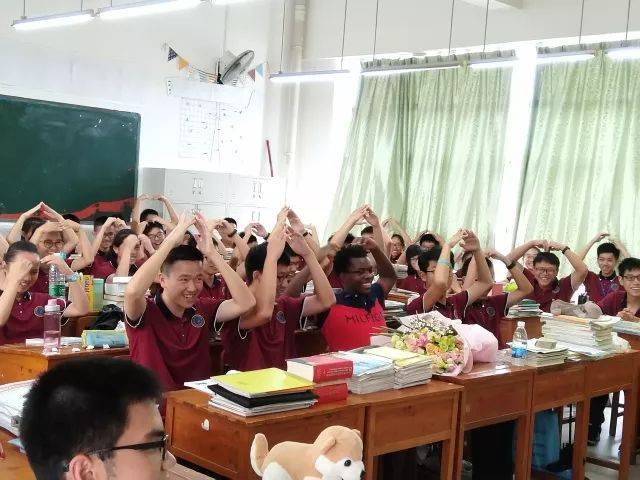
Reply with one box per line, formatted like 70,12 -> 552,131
89,229 -> 141,281
0,241 -> 89,345
577,232 -> 628,302
218,220 -> 336,371
124,213 -> 255,391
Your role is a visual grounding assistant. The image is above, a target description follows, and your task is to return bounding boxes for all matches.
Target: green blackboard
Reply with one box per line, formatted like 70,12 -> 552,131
0,95 -> 140,220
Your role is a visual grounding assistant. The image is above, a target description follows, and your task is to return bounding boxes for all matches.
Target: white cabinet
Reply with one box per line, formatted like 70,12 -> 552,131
140,168 -> 286,229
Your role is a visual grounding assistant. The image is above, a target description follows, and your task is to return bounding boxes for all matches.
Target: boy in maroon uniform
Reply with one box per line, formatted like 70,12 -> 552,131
508,240 -> 588,312
577,232 -> 628,302
124,214 -> 255,391
218,219 -> 335,371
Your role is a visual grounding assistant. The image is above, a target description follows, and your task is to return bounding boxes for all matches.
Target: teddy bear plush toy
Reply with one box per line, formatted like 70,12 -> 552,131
250,425 -> 365,480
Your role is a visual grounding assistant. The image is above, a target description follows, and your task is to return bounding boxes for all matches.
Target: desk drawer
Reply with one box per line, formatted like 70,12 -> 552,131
586,354 -> 637,394
367,393 -> 456,455
170,402 -> 245,475
533,364 -> 585,410
464,378 -> 530,427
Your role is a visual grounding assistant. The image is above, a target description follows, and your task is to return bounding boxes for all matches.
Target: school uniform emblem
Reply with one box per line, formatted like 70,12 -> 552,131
610,283 -> 619,291
486,306 -> 496,317
34,306 -> 45,317
191,314 -> 205,328
275,310 -> 286,324
552,286 -> 560,294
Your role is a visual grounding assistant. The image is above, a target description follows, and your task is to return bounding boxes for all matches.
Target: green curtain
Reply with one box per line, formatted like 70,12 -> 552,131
516,51 -> 640,273
326,59 -> 512,246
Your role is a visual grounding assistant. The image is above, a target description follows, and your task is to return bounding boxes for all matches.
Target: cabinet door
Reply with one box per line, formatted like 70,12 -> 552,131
227,175 -> 260,206
204,172 -> 229,204
173,202 -> 227,219
254,177 -> 286,208
165,171 -> 209,203
225,205 -> 280,231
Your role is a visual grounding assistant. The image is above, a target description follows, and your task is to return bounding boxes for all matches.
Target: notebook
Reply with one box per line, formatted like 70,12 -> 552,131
212,368 -> 314,398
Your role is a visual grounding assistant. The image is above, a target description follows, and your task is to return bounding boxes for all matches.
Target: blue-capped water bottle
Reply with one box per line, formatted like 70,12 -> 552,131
48,252 -> 67,300
511,321 -> 528,366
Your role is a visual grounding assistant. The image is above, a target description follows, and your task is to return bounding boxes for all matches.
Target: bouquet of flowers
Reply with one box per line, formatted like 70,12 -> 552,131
388,315 -> 467,375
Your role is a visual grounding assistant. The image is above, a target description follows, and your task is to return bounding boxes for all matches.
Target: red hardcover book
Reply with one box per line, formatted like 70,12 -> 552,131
286,354 -> 353,382
313,383 -> 349,404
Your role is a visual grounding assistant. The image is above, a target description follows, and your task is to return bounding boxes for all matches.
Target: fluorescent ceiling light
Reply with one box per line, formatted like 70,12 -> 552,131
362,63 -> 460,76
12,10 -> 94,30
269,69 -> 351,83
98,0 -> 203,20
607,47 -> 640,60
469,59 -> 518,70
536,52 -> 594,65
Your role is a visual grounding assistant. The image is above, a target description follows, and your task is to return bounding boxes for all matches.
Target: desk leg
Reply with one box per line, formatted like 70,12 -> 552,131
573,400 -> 588,480
619,381 -> 639,480
452,390 -> 466,480
514,413 -> 530,480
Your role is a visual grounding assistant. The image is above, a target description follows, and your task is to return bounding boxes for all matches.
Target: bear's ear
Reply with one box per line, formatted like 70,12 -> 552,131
318,436 -> 337,455
351,429 -> 362,439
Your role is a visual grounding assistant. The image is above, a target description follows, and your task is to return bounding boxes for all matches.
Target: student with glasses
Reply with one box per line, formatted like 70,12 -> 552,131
507,239 -> 588,313
19,357 -> 175,479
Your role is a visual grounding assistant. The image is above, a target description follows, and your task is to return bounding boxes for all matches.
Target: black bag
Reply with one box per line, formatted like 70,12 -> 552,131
90,304 -> 124,330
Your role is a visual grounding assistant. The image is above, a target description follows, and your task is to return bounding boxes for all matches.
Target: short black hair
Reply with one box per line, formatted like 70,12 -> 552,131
93,215 -> 109,229
597,242 -> 621,260
360,226 -> 374,236
417,247 -> 454,273
405,244 -> 423,275
140,208 -> 159,222
106,229 -> 137,265
239,231 -> 258,244
62,213 -> 80,223
284,243 -> 301,259
143,221 -> 164,236
344,233 -> 355,244
20,357 -> 161,480
419,233 -> 439,246
23,217 -> 46,238
4,240 -> 38,262
183,231 -> 197,248
245,243 -> 290,284
333,244 -> 368,275
391,234 -> 405,248
458,255 -> 493,278
224,217 -> 237,227
619,257 -> 640,276
533,251 -> 560,268
162,245 -> 204,274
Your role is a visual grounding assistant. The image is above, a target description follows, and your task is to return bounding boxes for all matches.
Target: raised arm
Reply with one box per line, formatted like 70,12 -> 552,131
507,239 -> 547,264
216,219 -> 249,262
41,204 -> 78,255
577,232 -> 609,261
460,231 -> 494,304
6,203 -> 43,244
488,251 -> 534,308
329,205 -> 367,249
548,241 -> 588,290
67,220 -> 95,271
355,236 -> 397,296
125,214 -> 194,320
610,237 -> 631,260
384,218 -> 412,247
0,234 -> 8,259
422,232 -> 462,311
0,259 -> 33,327
158,195 -> 179,226
129,194 -> 149,233
287,209 -> 320,256
41,254 -> 90,317
363,207 -> 390,257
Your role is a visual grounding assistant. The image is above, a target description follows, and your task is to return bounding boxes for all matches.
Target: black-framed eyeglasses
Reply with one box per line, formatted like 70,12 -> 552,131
63,435 -> 169,472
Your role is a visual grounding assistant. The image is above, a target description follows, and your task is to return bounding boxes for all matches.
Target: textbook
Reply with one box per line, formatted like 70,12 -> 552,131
286,353 -> 353,383
212,368 -> 314,398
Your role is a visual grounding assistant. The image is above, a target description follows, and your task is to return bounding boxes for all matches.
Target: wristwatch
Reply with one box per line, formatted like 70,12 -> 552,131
303,231 -> 310,237
561,246 -> 570,255
506,260 -> 517,270
228,229 -> 237,238
66,273 -> 80,283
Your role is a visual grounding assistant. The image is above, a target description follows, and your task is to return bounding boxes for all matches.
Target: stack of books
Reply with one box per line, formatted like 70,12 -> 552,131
364,346 -> 432,389
207,368 -> 317,417
541,314 -> 617,355
335,351 -> 395,394
508,299 -> 542,317
521,340 -> 568,367
287,353 -> 353,404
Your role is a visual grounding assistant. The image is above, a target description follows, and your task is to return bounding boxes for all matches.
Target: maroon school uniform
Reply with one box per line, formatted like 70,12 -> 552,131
396,275 -> 426,295
125,293 -> 224,391
327,270 -> 343,289
406,291 -> 469,319
523,269 -> 574,313
0,292 -> 66,345
198,275 -> 230,300
219,296 -> 306,372
583,271 -> 623,303
597,291 -> 640,317
88,257 -> 137,280
319,283 -> 387,352
31,269 -> 49,294
463,293 -> 508,338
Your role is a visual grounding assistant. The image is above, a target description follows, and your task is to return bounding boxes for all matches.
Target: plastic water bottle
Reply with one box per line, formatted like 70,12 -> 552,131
43,299 -> 62,354
511,321 -> 528,366
48,252 -> 67,300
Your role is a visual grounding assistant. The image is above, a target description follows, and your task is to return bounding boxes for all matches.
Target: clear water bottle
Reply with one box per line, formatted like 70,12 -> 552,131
511,321 -> 528,366
48,252 -> 67,299
43,299 -> 62,354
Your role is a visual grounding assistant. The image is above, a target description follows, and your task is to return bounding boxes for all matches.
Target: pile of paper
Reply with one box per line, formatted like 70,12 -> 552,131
0,380 -> 34,436
364,346 -> 432,389
508,299 -> 542,317
521,340 -> 568,367
335,351 -> 395,394
541,313 -> 618,357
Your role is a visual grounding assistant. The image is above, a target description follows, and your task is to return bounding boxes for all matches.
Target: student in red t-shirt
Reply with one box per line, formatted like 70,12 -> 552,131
508,240 -> 588,313
218,218 -> 336,371
123,213 -> 255,391
577,232 -> 629,303
406,230 -> 494,318
0,241 -> 89,345
588,257 -> 640,444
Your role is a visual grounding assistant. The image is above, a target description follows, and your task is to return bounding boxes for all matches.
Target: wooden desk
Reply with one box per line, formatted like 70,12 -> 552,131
435,362 -> 534,479
499,316 -> 542,349
61,313 -> 98,337
0,428 -> 214,480
528,351 -> 640,480
165,389 -> 366,479
357,381 -> 463,480
0,345 -> 130,384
